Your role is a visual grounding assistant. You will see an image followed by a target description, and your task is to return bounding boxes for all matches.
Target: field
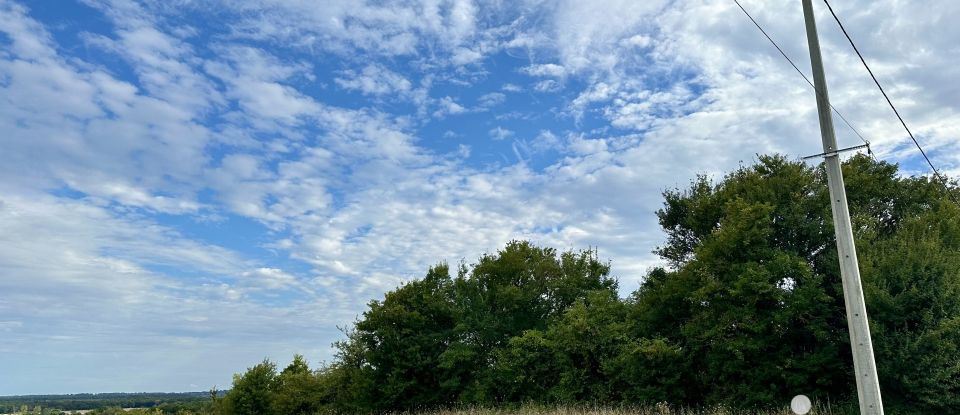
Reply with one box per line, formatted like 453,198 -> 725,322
0,392 -> 212,414
0,401 -> 857,415
0,408 -> 849,415
417,405 -> 851,415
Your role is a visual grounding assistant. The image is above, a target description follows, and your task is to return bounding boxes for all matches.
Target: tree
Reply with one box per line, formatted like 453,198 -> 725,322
643,156 -> 855,407
323,241 -> 618,410
492,328 -> 560,403
352,264 -> 458,410
643,154 -> 960,411
445,241 -> 616,403
272,355 -> 322,415
317,329 -> 376,413
222,360 -> 277,415
546,290 -> 628,403
492,289 -> 628,404
860,192 -> 960,413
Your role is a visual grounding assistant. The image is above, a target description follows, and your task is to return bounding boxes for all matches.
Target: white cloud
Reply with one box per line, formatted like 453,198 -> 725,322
522,63 -> 566,78
531,130 -> 563,153
0,1 -> 55,59
452,47 -> 484,65
0,193 -> 349,393
533,79 -> 561,92
547,0 -> 669,74
433,95 -> 467,117
205,46 -> 319,124
489,126 -> 514,140
81,3 -> 222,114
620,34 -> 653,49
0,0 -> 210,211
241,267 -> 301,291
477,91 -> 506,109
215,0 -> 486,59
335,64 -> 413,96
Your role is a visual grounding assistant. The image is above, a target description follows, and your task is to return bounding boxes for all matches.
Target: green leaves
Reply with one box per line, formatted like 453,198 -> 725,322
646,154 -> 960,412
321,241 -> 618,410
860,200 -> 960,413
223,360 -> 277,415
219,356 -> 324,415
352,264 -> 458,409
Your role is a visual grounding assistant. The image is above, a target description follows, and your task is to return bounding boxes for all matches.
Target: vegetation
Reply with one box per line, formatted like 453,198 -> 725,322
0,403 -> 856,415
0,392 -> 213,414
6,155 -> 957,415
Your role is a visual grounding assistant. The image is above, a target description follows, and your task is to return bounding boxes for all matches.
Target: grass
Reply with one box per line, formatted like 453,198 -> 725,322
414,403 -> 852,415
6,402 -> 858,415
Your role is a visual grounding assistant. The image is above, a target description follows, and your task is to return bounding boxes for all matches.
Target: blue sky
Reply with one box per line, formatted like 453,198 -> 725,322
2,0 -> 959,395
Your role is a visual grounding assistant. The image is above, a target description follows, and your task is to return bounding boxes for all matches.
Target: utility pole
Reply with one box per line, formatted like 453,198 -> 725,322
801,1 -> 884,414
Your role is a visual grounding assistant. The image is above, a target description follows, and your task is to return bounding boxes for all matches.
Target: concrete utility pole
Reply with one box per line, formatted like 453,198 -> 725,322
800,1 -> 884,414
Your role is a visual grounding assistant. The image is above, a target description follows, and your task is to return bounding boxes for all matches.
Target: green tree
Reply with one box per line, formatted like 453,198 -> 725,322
492,328 -> 560,403
272,355 -> 322,415
444,241 -> 616,403
643,155 -> 855,407
324,241 -> 617,410
546,290 -> 628,403
606,336 -> 686,404
643,154 -> 960,411
861,197 -> 960,413
223,359 -> 277,415
352,264 -> 458,410
317,329 -> 376,413
492,289 -> 627,404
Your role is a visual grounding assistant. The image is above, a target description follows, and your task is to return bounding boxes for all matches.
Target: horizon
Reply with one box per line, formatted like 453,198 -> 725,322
2,0 -> 959,395
0,391 -> 211,397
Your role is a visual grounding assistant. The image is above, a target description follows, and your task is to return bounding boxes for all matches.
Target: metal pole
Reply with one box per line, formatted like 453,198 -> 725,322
800,1 -> 884,414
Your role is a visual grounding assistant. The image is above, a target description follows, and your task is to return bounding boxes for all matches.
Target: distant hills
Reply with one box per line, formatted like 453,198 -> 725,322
0,392 -> 219,412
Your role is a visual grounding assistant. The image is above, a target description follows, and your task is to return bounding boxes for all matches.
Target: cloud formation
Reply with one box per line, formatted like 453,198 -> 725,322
1,0 -> 959,394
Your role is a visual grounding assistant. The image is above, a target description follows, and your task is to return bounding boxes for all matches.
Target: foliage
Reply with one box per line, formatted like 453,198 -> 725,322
639,155 -> 960,412
0,392 -> 214,414
645,156 -> 853,407
354,264 -> 458,409
211,355 -> 327,415
858,186 -> 960,414
444,242 -> 617,404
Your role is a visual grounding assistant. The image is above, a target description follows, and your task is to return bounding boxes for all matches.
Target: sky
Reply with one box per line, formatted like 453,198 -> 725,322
1,0 -> 958,395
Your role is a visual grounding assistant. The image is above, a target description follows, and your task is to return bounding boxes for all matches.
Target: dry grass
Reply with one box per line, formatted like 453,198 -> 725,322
416,403 -> 849,415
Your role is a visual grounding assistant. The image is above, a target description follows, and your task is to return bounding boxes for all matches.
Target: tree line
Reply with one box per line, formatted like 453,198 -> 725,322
214,155 -> 959,415
0,392 -> 213,414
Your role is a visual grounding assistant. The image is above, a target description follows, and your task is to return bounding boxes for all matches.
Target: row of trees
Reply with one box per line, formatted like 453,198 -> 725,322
0,392 -> 213,414
218,155 -> 960,414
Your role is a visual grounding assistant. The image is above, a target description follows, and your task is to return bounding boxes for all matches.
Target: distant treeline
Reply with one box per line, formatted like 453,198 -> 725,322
213,155 -> 960,415
0,392 -> 214,413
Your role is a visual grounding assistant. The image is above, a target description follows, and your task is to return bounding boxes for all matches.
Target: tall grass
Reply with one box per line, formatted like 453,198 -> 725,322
415,402 -> 854,415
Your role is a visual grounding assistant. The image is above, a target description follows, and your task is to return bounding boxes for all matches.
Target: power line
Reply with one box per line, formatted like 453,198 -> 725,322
732,0 -> 873,153
820,0 -> 955,191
